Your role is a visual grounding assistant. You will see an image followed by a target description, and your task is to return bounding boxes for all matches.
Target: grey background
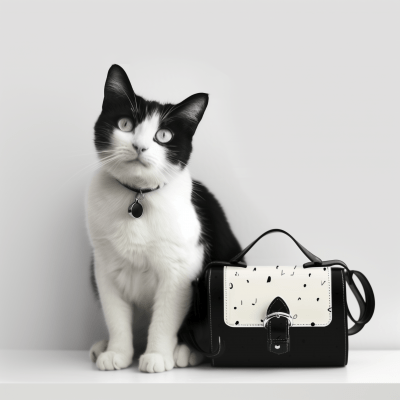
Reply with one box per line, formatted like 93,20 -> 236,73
0,0 -> 398,351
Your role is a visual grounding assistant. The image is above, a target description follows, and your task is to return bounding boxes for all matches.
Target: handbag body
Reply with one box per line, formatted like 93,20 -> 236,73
179,229 -> 375,367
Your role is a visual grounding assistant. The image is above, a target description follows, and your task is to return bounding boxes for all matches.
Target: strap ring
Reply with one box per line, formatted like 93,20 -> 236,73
263,312 -> 293,329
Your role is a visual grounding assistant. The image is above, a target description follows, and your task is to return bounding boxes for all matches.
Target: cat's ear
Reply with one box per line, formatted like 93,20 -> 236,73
102,64 -> 137,111
168,93 -> 209,134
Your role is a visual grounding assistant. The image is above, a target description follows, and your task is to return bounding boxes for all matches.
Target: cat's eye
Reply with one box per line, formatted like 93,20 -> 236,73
155,129 -> 173,143
118,118 -> 133,132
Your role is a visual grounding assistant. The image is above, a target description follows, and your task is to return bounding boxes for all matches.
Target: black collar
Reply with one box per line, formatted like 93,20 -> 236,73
116,179 -> 162,194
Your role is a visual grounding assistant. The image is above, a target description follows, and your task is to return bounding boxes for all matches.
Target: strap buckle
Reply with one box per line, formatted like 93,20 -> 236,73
263,312 -> 293,329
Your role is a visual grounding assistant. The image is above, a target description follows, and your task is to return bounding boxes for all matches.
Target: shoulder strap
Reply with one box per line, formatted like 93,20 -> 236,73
303,260 -> 375,335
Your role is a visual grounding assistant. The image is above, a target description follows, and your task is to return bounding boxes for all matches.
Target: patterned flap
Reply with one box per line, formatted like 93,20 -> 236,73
224,266 -> 332,328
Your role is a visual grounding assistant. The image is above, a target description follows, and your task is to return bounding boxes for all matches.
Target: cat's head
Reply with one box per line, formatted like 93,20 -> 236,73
94,64 -> 208,188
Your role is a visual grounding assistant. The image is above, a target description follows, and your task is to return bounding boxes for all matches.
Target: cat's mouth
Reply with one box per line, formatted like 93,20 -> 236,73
127,158 -> 148,167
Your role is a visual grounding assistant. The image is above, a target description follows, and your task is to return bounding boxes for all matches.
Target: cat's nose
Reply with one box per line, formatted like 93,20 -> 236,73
132,144 -> 148,153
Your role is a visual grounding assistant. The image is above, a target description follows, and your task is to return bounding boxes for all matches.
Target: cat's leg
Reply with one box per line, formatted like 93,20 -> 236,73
138,266 -> 193,373
92,249 -> 134,371
173,343 -> 205,367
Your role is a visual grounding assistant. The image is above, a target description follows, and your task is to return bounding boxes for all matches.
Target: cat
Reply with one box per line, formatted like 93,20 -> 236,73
86,64 -> 242,373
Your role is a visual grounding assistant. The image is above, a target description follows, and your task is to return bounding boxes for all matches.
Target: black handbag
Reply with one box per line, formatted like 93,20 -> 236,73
179,229 -> 375,367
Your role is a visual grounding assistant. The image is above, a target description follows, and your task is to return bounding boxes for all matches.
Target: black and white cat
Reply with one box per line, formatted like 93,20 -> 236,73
86,64 -> 241,373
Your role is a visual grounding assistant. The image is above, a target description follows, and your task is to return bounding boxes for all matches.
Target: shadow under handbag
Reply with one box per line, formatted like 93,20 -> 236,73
179,229 -> 375,367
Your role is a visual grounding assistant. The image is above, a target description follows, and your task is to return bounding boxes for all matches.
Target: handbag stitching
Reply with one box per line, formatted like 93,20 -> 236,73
224,266 -> 332,327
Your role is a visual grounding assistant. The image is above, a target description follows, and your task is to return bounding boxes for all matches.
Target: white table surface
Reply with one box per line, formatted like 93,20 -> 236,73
0,350 -> 399,400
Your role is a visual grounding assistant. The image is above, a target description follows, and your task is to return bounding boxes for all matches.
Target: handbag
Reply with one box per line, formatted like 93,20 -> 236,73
179,229 -> 375,367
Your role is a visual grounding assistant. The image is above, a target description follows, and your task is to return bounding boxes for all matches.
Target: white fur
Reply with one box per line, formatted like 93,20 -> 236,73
86,113 -> 205,372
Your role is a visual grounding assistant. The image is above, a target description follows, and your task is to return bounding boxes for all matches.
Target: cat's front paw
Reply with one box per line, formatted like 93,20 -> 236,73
174,343 -> 205,367
96,351 -> 133,371
89,340 -> 108,362
139,352 -> 174,373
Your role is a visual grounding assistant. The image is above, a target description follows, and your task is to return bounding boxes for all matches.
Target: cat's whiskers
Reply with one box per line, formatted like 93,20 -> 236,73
96,155 -> 126,173
159,163 -> 179,182
67,150 -> 114,158
84,153 -> 116,166
61,153 -> 120,187
143,156 -> 166,178
142,154 -> 176,183
107,157 -> 125,175
90,154 -> 122,172
167,153 -> 187,168
191,187 -> 206,202
191,182 -> 207,201
191,180 -> 204,187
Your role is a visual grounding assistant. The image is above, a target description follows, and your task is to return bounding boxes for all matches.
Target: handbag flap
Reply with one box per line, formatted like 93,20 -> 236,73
224,265 -> 332,327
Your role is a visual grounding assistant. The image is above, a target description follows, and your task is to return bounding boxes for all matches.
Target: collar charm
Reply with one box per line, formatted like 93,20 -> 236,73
128,191 -> 145,218
116,179 -> 164,219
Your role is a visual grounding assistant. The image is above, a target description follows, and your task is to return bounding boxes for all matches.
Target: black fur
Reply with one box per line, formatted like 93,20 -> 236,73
191,180 -> 242,267
90,256 -> 99,299
178,181 -> 243,348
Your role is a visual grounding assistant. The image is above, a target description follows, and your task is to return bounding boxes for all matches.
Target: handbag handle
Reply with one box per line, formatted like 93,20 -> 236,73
230,228 -> 323,265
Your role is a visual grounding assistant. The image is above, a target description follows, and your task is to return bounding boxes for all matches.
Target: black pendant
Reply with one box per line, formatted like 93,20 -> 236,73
128,199 -> 143,218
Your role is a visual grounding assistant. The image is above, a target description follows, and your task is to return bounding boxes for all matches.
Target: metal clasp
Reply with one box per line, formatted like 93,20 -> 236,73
136,190 -> 145,201
263,312 -> 293,329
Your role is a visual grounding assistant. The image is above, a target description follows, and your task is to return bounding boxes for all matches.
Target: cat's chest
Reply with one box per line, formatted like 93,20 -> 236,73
115,201 -> 194,252
113,263 -> 157,305
88,182 -> 200,263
